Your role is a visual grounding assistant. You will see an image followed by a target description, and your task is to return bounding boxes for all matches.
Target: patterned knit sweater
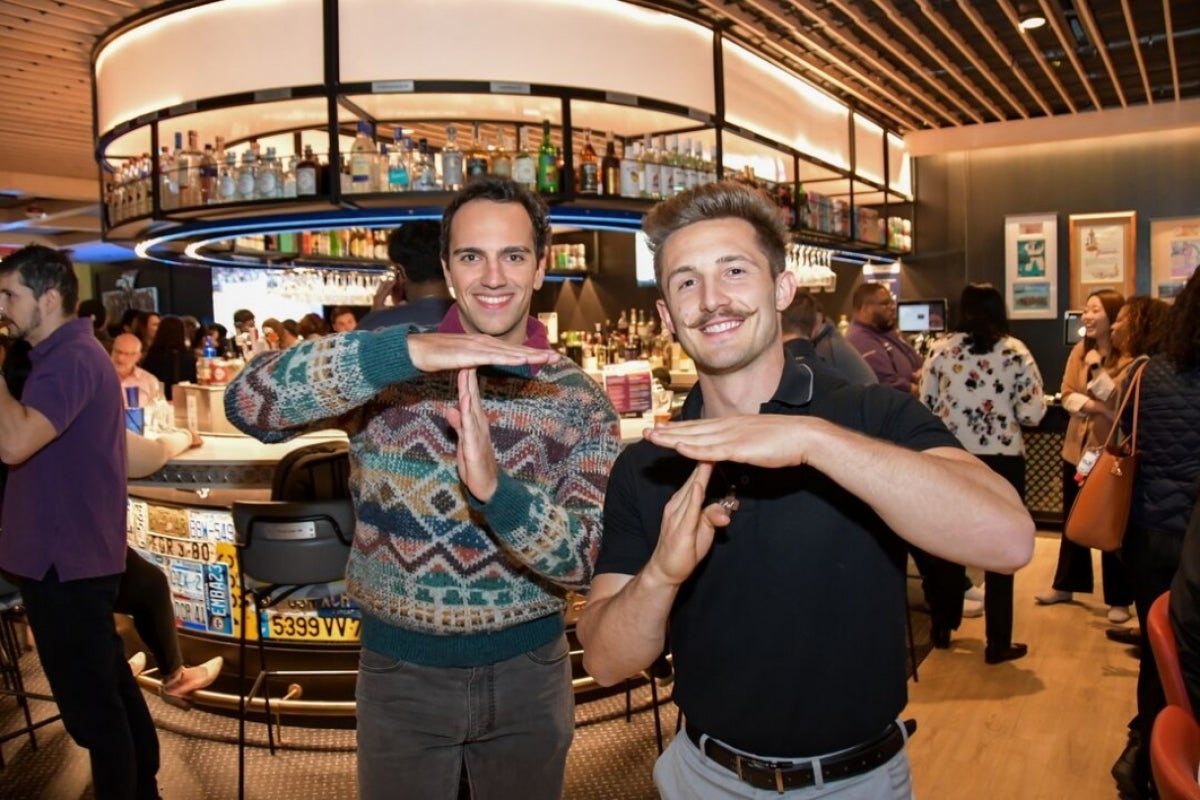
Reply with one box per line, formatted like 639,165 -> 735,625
224,322 -> 620,667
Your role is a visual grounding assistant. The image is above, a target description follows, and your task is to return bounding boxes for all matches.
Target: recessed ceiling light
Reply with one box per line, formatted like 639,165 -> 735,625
1019,14 -> 1047,31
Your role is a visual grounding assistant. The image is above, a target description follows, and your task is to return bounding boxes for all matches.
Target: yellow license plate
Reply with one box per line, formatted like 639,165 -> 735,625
261,614 -> 362,642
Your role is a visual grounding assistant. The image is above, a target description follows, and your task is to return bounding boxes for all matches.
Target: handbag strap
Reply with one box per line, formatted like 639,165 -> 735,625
1104,358 -> 1149,450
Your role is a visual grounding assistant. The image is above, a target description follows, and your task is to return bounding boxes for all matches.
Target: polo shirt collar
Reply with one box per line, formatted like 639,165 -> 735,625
29,317 -> 93,364
679,356 -> 815,421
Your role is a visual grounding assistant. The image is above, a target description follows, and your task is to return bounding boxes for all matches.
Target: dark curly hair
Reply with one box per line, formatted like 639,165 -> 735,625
1117,296 -> 1171,358
1166,269 -> 1200,370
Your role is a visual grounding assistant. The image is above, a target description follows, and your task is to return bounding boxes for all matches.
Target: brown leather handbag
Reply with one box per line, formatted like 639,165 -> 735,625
1064,360 -> 1148,552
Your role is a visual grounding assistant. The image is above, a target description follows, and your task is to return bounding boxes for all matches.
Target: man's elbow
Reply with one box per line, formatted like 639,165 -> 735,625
580,651 -> 626,688
989,512 -> 1036,574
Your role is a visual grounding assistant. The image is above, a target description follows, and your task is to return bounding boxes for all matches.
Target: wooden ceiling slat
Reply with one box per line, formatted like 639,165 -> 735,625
0,9 -> 106,38
1074,0 -> 1129,107
1039,0 -> 1106,112
6,0 -> 114,28
866,0 -> 1009,122
819,0 -> 985,124
745,0 -> 957,127
997,0 -> 1079,113
913,0 -> 1031,119
954,0 -> 1055,117
1162,0 -> 1181,102
695,0 -> 937,131
1120,0 -> 1155,103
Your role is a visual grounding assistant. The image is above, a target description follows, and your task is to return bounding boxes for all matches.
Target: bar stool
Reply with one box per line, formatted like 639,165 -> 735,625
231,499 -> 356,800
0,575 -> 61,768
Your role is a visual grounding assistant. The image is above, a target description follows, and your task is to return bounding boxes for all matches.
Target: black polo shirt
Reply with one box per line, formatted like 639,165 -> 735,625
595,356 -> 961,757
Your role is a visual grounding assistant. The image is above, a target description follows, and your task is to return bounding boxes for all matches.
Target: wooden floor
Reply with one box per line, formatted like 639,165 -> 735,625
906,531 -> 1138,800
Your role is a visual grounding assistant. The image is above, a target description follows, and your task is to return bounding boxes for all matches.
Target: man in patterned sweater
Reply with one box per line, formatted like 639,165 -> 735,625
225,177 -> 620,800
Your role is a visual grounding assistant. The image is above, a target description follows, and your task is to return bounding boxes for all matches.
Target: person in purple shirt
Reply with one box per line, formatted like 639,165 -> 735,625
845,282 -> 925,395
357,221 -> 455,332
0,245 -> 160,800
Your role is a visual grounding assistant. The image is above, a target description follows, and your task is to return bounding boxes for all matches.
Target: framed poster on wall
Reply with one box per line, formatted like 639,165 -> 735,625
1068,211 -> 1136,307
1149,215 -> 1200,302
1004,213 -> 1058,319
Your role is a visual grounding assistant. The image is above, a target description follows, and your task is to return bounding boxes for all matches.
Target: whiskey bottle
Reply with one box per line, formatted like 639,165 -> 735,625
601,133 -> 620,196
578,128 -> 599,195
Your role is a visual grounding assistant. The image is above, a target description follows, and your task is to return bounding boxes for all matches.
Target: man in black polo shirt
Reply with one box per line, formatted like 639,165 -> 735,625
577,182 -> 1035,799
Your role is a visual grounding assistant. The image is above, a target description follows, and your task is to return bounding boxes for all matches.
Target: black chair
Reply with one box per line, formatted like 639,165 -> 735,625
270,441 -> 350,502
231,499 -> 356,800
0,575 -> 61,768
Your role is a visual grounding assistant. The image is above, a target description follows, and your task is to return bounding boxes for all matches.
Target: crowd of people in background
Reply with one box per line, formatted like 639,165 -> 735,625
1,179 -> 1198,800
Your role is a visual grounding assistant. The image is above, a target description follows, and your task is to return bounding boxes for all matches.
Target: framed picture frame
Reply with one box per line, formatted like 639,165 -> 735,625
1004,212 -> 1058,319
1149,215 -> 1200,302
1068,211 -> 1136,308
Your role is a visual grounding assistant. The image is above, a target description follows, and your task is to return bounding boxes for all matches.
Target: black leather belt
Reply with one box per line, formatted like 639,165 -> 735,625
685,719 -> 917,793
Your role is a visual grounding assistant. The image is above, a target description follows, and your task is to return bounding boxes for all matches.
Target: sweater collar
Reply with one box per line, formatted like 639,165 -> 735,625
435,303 -> 551,375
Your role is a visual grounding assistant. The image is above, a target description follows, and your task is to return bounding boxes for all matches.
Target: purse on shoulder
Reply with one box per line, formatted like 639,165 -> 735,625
1063,359 -> 1148,552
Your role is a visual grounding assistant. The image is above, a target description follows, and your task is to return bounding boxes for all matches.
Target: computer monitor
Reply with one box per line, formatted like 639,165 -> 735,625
1064,309 -> 1085,346
896,299 -> 947,333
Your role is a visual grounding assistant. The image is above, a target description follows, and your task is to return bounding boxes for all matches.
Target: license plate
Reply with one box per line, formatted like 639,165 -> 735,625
260,613 -> 362,642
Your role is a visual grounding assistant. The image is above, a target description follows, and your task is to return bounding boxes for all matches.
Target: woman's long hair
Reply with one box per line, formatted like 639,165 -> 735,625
1166,270 -> 1200,371
145,315 -> 189,358
956,283 -> 1009,355
1084,288 -> 1125,369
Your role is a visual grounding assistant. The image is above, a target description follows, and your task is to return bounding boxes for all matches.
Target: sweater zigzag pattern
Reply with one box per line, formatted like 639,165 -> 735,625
225,327 -> 619,650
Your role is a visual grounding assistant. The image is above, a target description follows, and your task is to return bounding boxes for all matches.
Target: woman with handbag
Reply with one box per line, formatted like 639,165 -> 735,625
1037,289 -> 1135,621
920,283 -> 1046,664
1110,277 -> 1200,800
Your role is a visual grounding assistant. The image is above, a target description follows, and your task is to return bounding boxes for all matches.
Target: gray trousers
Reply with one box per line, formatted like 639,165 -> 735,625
355,634 -> 574,800
654,725 -> 914,800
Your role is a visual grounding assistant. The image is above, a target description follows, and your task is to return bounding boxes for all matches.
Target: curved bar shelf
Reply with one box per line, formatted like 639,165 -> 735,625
92,0 -> 914,260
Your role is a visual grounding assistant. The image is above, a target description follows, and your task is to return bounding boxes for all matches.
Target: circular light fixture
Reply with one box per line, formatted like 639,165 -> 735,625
1018,8 -> 1047,31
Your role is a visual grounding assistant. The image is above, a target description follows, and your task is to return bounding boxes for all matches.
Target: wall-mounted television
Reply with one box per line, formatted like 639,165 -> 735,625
897,298 -> 947,333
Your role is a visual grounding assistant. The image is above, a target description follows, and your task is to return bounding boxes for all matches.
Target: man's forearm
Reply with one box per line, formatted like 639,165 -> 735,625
226,327 -> 415,438
804,421 -> 1034,571
578,572 -> 677,687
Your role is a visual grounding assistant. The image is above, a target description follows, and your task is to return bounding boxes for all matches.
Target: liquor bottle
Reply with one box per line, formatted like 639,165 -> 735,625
350,121 -> 376,193
512,127 -> 536,190
159,142 -> 178,211
536,120 -> 558,194
256,146 -> 279,199
199,144 -> 218,204
237,149 -> 258,201
491,129 -> 512,178
175,131 -> 200,207
296,145 -> 319,196
593,323 -> 607,366
281,153 -> 298,198
682,139 -> 699,190
466,122 -> 489,183
620,140 -> 641,198
643,135 -> 661,199
442,125 -> 465,191
669,135 -> 686,196
413,139 -> 439,191
578,128 -> 599,195
601,133 -> 620,196
388,132 -> 410,192
218,150 -> 238,203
